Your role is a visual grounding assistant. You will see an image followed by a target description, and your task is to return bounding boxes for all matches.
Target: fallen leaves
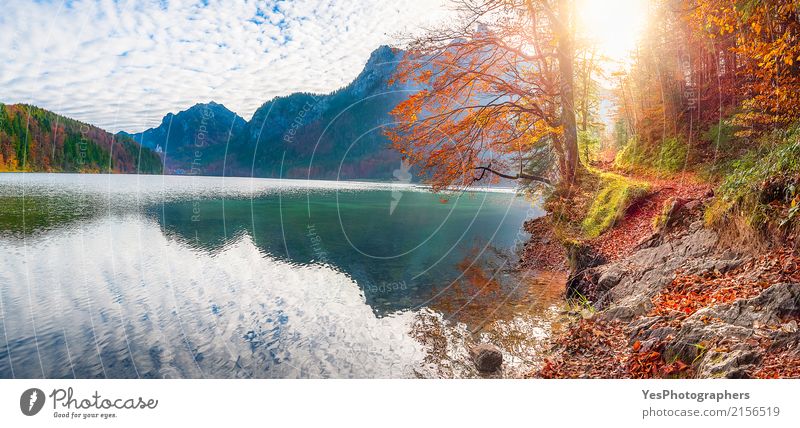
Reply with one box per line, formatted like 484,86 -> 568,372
754,346 -> 800,379
628,349 -> 663,378
533,319 -> 630,379
518,215 -> 568,272
651,248 -> 800,318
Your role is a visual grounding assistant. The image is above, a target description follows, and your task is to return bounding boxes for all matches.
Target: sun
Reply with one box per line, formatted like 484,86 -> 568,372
577,0 -> 648,70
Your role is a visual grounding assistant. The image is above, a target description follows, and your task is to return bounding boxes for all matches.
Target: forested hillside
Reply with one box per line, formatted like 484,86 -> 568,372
0,103 -> 162,174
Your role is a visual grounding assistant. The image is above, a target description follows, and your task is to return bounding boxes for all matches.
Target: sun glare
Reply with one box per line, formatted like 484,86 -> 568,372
578,0 -> 647,70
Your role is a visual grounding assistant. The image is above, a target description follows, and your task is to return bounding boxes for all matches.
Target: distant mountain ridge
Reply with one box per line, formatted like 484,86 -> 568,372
123,45 -> 412,180
0,45 -> 411,180
0,103 -> 162,174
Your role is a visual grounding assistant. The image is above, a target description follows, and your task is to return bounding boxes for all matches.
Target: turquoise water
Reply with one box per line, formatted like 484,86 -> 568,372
0,173 -> 557,378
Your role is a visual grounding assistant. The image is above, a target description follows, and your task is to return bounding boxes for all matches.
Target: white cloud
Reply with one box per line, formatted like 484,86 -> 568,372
0,0 -> 449,132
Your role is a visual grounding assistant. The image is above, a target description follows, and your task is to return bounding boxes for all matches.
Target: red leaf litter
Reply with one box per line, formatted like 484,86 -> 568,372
519,215 -> 568,272
591,172 -> 711,262
651,247 -> 800,318
534,319 -> 630,379
754,346 -> 800,379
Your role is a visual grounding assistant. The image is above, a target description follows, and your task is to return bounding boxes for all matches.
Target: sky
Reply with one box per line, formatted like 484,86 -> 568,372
0,0 -> 449,133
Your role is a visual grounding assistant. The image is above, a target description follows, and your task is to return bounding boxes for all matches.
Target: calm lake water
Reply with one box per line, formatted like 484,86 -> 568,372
0,173 -> 564,378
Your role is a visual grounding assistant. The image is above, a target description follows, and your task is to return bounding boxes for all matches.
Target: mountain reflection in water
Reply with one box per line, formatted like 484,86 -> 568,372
0,173 -> 565,378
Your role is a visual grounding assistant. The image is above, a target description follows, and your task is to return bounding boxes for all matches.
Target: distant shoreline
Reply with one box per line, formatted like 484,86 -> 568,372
0,171 -> 520,194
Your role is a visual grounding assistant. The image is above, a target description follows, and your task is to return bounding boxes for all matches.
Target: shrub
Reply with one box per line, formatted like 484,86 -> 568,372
707,125 -> 800,233
653,137 -> 689,173
578,130 -> 601,166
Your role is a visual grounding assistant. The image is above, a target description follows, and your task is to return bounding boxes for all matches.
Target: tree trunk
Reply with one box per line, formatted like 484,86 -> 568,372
580,49 -> 596,133
556,0 -> 579,185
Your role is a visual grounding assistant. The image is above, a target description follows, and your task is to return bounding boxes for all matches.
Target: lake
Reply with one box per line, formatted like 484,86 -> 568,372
0,173 -> 564,378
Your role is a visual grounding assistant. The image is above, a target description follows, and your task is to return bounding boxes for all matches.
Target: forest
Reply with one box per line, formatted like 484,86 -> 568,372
0,103 -> 162,174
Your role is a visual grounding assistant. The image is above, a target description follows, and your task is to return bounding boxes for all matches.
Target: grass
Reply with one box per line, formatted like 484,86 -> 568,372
705,125 -> 800,235
581,171 -> 651,238
567,289 -> 596,314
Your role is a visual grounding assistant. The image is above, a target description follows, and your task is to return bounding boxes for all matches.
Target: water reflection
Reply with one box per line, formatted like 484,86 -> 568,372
149,190 -> 536,314
0,173 -> 562,378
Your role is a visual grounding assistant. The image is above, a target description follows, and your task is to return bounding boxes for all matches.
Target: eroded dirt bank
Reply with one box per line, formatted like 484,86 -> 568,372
525,192 -> 800,378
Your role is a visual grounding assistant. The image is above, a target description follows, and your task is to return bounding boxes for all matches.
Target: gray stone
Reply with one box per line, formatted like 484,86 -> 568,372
600,227 -> 720,312
694,348 -> 760,379
691,283 -> 800,328
598,305 -> 641,322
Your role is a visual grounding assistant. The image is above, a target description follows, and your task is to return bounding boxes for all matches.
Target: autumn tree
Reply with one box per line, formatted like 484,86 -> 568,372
615,0 -> 800,154
687,0 -> 800,131
387,0 -> 581,191
574,46 -> 603,134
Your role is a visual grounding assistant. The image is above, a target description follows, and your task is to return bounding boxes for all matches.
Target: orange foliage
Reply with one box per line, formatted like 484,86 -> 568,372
688,0 -> 800,130
386,0 -> 581,191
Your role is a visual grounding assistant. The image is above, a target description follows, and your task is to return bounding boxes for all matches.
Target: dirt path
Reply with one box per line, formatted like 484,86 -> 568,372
590,171 -> 712,262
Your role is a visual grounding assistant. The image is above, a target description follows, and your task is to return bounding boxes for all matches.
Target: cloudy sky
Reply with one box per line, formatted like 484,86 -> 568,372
0,0 -> 449,133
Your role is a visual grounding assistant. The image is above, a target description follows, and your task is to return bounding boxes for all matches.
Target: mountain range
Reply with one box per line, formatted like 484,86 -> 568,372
122,45 -> 412,180
0,45 -> 412,180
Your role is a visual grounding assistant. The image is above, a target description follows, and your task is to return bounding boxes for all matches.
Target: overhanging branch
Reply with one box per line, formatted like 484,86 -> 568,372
472,166 -> 552,186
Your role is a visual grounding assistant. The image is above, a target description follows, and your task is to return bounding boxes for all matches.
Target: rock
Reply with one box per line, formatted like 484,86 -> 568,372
654,197 -> 702,233
469,344 -> 503,372
626,283 -> 800,378
597,268 -> 623,291
714,259 -> 742,274
695,348 -> 760,379
692,283 -> 800,328
683,199 -> 702,212
604,227 -> 720,312
565,241 -> 606,301
634,231 -> 663,250
598,305 -> 638,322
720,248 -> 738,260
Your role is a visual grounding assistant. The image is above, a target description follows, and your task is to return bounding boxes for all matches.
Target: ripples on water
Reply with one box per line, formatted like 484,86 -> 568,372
0,173 -> 564,378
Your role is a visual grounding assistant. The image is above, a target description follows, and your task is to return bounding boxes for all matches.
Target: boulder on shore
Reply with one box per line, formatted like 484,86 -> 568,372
470,344 -> 503,372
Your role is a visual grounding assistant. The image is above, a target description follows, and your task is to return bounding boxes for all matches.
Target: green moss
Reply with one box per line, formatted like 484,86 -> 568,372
652,198 -> 675,231
581,172 -> 651,238
614,137 -> 650,169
